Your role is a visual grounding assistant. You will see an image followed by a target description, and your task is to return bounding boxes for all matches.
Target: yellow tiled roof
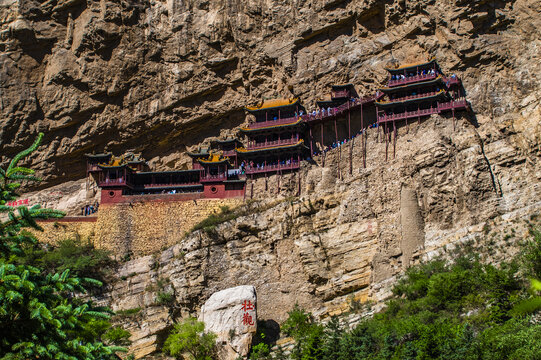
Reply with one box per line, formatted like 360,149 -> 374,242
245,98 -> 299,111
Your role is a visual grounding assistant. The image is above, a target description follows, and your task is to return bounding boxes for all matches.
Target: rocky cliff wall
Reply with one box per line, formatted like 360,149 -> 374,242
99,112 -> 540,358
32,197 -> 243,255
1,0 -> 539,190
2,0 -> 541,358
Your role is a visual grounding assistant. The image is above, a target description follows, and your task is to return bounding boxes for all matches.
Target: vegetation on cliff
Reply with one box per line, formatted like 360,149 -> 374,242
251,231 -> 541,360
0,134 -> 125,359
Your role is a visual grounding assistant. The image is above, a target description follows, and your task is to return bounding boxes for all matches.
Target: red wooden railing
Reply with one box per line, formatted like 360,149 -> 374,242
303,94 -> 377,124
222,150 -> 237,157
144,182 -> 200,188
377,99 -> 468,123
387,73 -> 438,87
332,90 -> 349,98
379,91 -> 442,104
245,161 -> 300,175
443,77 -> 461,86
246,138 -> 299,150
246,116 -> 299,130
87,164 -> 101,172
200,174 -> 227,182
99,178 -> 132,187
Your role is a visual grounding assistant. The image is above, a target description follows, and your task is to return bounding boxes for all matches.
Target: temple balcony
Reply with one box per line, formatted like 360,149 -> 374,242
387,72 -> 438,87
246,116 -> 299,130
377,99 -> 469,123
246,138 -> 299,150
444,76 -> 461,86
200,174 -> 227,182
331,89 -> 349,99
222,150 -> 237,157
304,93 -> 382,124
377,91 -> 445,105
99,178 -> 133,187
143,182 -> 201,189
87,164 -> 101,172
245,161 -> 300,175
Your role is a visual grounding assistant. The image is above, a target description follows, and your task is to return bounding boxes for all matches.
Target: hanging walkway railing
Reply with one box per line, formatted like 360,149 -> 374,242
377,99 -> 469,123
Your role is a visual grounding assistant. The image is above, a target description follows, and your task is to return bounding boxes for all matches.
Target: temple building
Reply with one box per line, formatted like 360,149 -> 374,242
88,58 -> 470,203
237,99 -> 309,175
376,59 -> 468,124
375,59 -> 469,159
86,149 -> 246,203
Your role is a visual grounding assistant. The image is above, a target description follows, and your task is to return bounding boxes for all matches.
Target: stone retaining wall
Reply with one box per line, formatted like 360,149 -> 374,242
32,198 -> 243,256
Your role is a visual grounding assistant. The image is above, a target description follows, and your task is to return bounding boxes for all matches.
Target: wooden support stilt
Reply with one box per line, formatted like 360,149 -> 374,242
393,121 -> 397,159
250,179 -> 254,199
385,122 -> 388,162
349,138 -> 353,175
363,129 -> 367,169
321,122 -> 325,167
334,118 -> 338,144
277,173 -> 281,195
338,144 -> 341,180
452,108 -> 456,131
406,118 -> 409,133
347,104 -> 351,140
265,172 -> 268,191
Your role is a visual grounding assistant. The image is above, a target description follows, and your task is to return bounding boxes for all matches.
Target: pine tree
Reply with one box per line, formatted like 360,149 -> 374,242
0,133 -> 124,359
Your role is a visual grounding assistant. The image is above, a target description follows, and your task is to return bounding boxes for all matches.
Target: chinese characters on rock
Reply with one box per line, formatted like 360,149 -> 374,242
241,300 -> 255,326
6,199 -> 29,207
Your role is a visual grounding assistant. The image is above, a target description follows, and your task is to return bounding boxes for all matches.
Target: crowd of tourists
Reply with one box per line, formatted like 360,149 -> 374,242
81,202 -> 99,216
311,123 -> 379,157
390,68 -> 439,81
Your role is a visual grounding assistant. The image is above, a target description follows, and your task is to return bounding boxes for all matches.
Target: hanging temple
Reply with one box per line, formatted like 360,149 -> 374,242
86,59 -> 470,204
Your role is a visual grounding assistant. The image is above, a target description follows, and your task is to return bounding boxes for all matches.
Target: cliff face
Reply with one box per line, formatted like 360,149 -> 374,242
102,112 -> 540,358
1,0 -> 539,188
2,0 -> 541,358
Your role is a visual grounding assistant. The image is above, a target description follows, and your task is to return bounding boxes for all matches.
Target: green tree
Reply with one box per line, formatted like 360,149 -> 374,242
281,304 -> 324,360
163,317 -> 217,360
0,133 -> 123,359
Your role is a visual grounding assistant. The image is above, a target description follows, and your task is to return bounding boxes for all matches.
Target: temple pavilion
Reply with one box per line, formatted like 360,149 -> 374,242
375,59 -> 469,159
237,98 -> 309,175
376,58 -> 468,125
88,57 -> 471,204
86,147 -> 246,203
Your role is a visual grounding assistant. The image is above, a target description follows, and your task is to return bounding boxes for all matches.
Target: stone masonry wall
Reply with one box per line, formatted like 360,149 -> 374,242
94,198 -> 243,257
32,198 -> 243,256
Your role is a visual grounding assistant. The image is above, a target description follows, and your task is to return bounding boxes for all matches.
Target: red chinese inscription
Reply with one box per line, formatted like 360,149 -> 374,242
240,300 -> 255,326
6,199 -> 29,207
241,300 -> 255,312
242,312 -> 254,326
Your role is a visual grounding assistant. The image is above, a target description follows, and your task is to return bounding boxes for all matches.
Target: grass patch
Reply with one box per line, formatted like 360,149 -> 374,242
115,308 -> 141,318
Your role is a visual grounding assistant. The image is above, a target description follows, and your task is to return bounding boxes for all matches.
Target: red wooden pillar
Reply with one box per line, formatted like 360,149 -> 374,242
278,110 -> 281,121
385,122 -> 388,162
347,102 -> 351,140
321,122 -> 325,167
452,107 -> 456,131
393,120 -> 397,159
334,118 -> 338,144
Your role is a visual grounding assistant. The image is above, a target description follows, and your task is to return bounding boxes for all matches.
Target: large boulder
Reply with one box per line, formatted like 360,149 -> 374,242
199,285 -> 257,360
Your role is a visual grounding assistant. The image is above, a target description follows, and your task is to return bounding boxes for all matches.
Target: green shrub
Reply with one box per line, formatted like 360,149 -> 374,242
15,237 -> 115,282
103,327 -> 132,346
164,317 -> 217,360
115,307 -> 141,317
273,229 -> 541,360
156,291 -> 175,306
